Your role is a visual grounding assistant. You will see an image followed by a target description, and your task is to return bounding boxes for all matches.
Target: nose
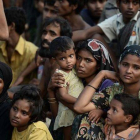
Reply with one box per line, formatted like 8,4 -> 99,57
107,109 -> 111,115
44,33 -> 50,41
54,0 -> 59,8
128,2 -> 133,9
15,112 -> 20,118
79,60 -> 84,67
96,1 -> 101,9
126,66 -> 132,73
44,11 -> 51,19
66,58 -> 71,64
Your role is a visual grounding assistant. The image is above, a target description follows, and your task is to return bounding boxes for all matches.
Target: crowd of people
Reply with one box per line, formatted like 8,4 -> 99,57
1,0 -> 140,140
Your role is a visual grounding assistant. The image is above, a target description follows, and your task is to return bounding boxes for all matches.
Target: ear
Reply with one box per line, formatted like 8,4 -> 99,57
125,115 -> 133,123
0,78 -> 4,94
10,22 -> 15,31
72,4 -> 78,11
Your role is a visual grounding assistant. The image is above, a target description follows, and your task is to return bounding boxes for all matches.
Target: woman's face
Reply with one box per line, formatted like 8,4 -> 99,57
119,54 -> 140,84
76,49 -> 98,82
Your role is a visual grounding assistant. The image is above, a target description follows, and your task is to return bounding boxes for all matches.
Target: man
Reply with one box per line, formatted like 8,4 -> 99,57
0,0 -> 9,40
73,0 -> 140,58
81,0 -> 107,26
0,7 -> 38,85
54,0 -> 90,31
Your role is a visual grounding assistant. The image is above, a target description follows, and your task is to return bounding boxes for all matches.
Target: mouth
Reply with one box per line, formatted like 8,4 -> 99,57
77,69 -> 84,74
11,118 -> 19,124
126,11 -> 134,15
106,116 -> 111,122
124,75 -> 132,79
42,43 -> 49,48
94,10 -> 102,14
67,65 -> 73,69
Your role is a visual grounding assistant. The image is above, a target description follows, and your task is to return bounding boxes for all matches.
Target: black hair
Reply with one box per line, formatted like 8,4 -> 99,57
4,7 -> 26,35
11,85 -> 46,124
44,0 -> 56,6
43,17 -> 72,38
50,36 -> 75,57
76,40 -> 99,62
67,0 -> 86,14
113,93 -> 140,124
117,0 -> 140,4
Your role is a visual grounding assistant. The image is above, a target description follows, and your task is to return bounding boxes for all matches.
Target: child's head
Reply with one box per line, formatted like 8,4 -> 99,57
50,36 -> 76,72
10,85 -> 44,132
117,0 -> 140,22
107,93 -> 140,127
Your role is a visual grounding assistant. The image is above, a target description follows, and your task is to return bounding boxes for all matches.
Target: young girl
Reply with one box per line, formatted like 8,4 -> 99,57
49,36 -> 84,140
10,85 -> 53,140
105,94 -> 140,139
74,45 -> 140,139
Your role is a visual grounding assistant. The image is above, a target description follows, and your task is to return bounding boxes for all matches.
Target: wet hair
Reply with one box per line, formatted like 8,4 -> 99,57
43,17 -> 72,38
11,85 -> 45,124
50,36 -> 75,57
44,0 -> 56,6
4,7 -> 26,35
113,93 -> 140,124
67,0 -> 86,14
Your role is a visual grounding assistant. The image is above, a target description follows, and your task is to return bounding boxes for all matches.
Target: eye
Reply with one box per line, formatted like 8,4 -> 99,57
133,1 -> 139,5
77,56 -> 81,60
113,108 -> 117,113
22,111 -> 28,116
122,0 -> 127,4
13,106 -> 18,112
70,54 -> 74,58
50,32 -> 57,36
60,57 -> 65,61
122,62 -> 128,67
134,65 -> 140,70
86,58 -> 91,63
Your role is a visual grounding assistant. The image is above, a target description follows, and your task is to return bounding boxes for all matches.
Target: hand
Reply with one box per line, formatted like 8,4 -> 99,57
48,69 -> 65,91
35,49 -> 45,66
29,78 -> 40,86
12,76 -> 24,86
100,70 -> 120,83
88,109 -> 104,123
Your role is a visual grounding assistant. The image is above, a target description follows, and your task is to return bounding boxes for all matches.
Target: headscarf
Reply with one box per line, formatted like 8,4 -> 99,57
87,39 -> 114,71
119,45 -> 140,62
0,62 -> 12,103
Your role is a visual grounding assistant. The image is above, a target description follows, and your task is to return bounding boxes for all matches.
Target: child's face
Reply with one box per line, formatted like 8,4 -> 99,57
119,54 -> 140,85
117,0 -> 140,23
10,99 -> 31,132
55,48 -> 76,72
107,99 -> 127,126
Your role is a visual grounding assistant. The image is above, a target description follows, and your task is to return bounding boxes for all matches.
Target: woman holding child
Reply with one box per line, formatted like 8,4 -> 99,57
74,45 -> 140,139
48,39 -> 114,139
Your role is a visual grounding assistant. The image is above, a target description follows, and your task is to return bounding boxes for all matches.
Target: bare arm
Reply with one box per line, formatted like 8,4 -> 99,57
0,0 -> 9,40
58,87 -> 77,104
72,26 -> 103,42
133,131 -> 140,140
13,60 -> 37,86
74,70 -> 119,113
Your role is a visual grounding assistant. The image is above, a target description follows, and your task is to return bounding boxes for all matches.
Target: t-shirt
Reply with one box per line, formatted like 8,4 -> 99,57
12,121 -> 53,140
98,11 -> 140,47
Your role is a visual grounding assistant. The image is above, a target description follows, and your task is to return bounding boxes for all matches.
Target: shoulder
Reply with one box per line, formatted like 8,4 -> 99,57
29,121 -> 53,139
24,39 -> 38,51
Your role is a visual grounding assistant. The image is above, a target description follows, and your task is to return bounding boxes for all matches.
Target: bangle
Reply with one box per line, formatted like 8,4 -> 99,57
48,101 -> 57,104
87,84 -> 98,91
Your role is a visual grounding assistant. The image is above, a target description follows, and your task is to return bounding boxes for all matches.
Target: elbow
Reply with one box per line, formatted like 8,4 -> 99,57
73,104 -> 84,114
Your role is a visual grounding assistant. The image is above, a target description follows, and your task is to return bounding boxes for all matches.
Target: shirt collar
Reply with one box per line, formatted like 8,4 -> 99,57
112,125 -> 139,139
117,11 -> 140,24
15,36 -> 25,55
0,36 -> 25,56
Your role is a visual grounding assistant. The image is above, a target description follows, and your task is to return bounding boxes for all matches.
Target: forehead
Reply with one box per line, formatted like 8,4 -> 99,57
57,48 -> 75,56
121,54 -> 140,65
44,23 -> 60,33
44,4 -> 55,10
110,99 -> 123,109
14,99 -> 30,111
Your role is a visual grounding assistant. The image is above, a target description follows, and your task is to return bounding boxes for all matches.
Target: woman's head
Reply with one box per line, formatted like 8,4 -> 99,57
119,45 -> 140,84
75,39 -> 114,82
0,62 -> 12,102
10,85 -> 44,132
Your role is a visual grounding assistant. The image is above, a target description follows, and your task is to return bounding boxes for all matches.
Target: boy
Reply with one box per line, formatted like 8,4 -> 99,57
105,93 -> 140,139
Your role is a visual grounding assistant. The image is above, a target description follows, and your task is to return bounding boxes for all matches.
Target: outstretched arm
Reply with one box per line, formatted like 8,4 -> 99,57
0,0 -> 9,40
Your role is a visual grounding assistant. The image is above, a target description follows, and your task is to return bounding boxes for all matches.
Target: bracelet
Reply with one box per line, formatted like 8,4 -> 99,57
87,84 -> 98,91
48,101 -> 57,104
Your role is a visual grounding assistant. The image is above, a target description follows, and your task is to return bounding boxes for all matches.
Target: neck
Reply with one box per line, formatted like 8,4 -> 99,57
6,33 -> 20,49
64,14 -> 89,31
124,81 -> 140,97
115,123 -> 130,134
85,74 -> 96,85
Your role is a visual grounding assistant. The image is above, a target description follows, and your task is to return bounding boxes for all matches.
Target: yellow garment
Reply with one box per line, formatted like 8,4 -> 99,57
12,121 -> 53,140
54,69 -> 84,130
0,36 -> 38,85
